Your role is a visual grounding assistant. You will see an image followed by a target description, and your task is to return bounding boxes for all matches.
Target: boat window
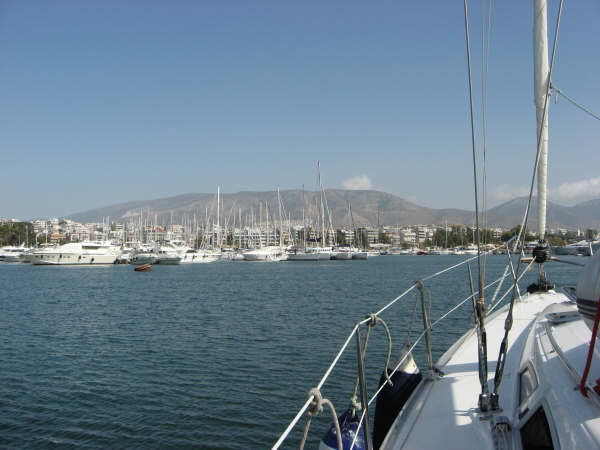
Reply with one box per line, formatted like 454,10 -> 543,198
520,407 -> 554,450
519,366 -> 537,406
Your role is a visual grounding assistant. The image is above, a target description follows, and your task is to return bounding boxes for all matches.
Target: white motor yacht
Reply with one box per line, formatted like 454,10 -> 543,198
331,247 -> 355,260
155,245 -> 182,265
29,241 -> 121,265
242,246 -> 285,261
287,247 -> 332,261
352,251 -> 368,260
180,249 -> 219,263
0,245 -> 29,262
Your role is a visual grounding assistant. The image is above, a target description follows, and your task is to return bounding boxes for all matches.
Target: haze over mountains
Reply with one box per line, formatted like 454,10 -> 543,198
68,190 -> 600,230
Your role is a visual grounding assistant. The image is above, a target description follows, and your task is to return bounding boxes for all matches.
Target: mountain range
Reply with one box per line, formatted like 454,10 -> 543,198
67,190 -> 600,230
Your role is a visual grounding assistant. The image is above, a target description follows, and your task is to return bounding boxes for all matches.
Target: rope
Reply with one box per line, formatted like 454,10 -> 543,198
351,314 -> 394,412
553,84 -> 600,122
369,314 -> 394,387
299,388 -> 342,450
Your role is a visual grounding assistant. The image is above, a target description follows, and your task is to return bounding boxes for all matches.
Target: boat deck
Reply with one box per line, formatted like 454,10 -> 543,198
382,290 -> 600,449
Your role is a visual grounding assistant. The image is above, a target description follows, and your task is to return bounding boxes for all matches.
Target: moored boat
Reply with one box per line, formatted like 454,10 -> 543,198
29,241 -> 121,265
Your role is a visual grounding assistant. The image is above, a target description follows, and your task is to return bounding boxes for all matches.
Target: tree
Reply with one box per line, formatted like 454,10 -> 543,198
336,230 -> 347,246
0,222 -> 36,246
501,226 -> 534,242
421,239 -> 433,249
547,235 -> 566,246
378,232 -> 392,245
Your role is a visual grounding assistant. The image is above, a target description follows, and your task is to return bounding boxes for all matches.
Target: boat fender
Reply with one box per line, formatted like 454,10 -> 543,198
373,364 -> 422,449
319,408 -> 365,450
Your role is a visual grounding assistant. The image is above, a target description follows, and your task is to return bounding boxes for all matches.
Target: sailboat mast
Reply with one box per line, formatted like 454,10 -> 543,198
277,188 -> 283,248
302,185 -> 306,249
217,186 -> 221,248
533,0 -> 550,240
318,161 -> 325,248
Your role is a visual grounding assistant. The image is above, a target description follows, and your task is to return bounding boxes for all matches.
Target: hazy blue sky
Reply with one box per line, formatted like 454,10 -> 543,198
1,1 -> 599,219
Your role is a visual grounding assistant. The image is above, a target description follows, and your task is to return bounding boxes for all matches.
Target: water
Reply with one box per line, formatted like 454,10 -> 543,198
0,256 -> 583,448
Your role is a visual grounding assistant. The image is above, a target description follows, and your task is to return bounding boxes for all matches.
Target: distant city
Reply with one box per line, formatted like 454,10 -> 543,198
0,215 -> 594,249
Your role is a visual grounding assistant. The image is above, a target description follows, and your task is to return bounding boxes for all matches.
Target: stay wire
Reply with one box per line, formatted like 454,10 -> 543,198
553,84 -> 600,122
463,0 -> 484,300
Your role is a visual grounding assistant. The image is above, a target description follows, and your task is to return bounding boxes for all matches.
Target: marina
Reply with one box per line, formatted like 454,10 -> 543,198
1,0 -> 599,448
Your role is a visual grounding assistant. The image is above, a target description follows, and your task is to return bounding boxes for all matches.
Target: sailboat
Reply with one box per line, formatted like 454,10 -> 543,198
273,1 -> 600,449
288,163 -> 333,261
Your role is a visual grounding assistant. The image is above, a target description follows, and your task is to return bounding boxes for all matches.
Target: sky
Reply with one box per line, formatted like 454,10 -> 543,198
1,0 -> 599,220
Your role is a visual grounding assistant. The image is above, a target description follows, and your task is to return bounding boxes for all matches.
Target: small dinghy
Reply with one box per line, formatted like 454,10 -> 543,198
134,263 -> 152,272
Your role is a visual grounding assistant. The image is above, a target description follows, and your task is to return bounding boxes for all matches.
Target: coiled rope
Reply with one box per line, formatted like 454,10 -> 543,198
350,314 -> 395,414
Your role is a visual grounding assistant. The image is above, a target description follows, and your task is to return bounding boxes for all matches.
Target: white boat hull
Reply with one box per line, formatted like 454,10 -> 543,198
287,252 -> 321,261
131,254 -> 158,265
331,251 -> 353,260
156,256 -> 181,265
30,253 -> 118,265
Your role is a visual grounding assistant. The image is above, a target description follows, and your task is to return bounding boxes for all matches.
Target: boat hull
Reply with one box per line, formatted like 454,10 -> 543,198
331,251 -> 353,260
30,253 -> 118,265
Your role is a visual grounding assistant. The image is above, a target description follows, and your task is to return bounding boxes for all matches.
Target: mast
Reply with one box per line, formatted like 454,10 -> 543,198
217,186 -> 221,249
318,161 -> 325,248
302,185 -> 306,249
534,0 -> 550,241
277,188 -> 283,249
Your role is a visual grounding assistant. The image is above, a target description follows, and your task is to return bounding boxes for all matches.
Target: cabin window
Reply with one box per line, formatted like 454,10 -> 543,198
519,366 -> 537,406
520,407 -> 554,449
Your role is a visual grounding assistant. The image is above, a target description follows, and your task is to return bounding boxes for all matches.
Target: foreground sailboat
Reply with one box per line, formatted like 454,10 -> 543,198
274,1 -> 600,449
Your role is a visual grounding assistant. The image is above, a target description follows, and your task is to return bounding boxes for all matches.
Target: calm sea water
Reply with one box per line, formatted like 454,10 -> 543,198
0,255 -> 582,449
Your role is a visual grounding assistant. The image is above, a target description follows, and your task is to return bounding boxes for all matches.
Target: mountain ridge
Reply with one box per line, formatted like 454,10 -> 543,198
67,190 -> 600,229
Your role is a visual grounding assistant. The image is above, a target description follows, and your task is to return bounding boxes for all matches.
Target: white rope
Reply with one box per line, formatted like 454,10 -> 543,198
299,388 -> 342,450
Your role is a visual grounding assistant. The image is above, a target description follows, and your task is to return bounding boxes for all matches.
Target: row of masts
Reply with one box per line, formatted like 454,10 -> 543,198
115,163 -> 367,250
